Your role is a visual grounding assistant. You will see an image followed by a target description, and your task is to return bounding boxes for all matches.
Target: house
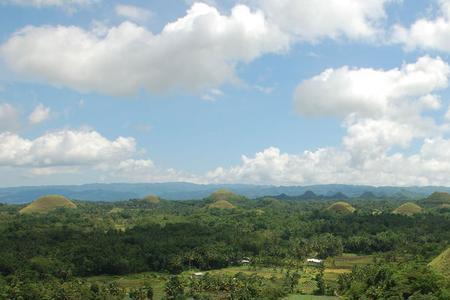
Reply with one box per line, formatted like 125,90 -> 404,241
240,257 -> 251,264
307,258 -> 323,264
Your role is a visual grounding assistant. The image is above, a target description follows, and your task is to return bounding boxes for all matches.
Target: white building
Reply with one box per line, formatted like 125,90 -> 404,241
307,258 -> 323,264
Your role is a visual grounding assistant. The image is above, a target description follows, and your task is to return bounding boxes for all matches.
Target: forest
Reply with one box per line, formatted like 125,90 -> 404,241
0,190 -> 449,299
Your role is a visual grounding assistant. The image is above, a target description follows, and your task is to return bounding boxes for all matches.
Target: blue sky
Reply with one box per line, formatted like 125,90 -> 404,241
2,0 -> 450,187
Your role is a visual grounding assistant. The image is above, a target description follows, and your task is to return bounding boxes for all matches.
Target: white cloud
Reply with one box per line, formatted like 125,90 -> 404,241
28,103 -> 51,125
0,1 -> 396,97
115,4 -> 152,22
392,0 -> 450,52
294,56 -> 450,118
201,88 -> 224,101
260,0 -> 392,42
294,56 -> 449,159
0,128 -> 200,183
207,56 -> 450,186
0,3 -> 288,96
206,141 -> 450,186
0,103 -> 21,132
0,129 -> 136,167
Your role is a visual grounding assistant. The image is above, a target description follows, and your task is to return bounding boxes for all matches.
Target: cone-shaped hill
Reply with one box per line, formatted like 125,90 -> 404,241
208,189 -> 243,201
20,195 -> 77,214
424,192 -> 450,206
142,194 -> 161,204
429,247 -> 450,278
208,200 -> 236,209
393,202 -> 423,216
327,201 -> 356,214
206,189 -> 243,209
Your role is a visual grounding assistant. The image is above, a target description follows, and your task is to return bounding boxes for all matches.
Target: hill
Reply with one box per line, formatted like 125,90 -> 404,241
429,247 -> 450,278
393,202 -> 422,216
20,195 -> 77,214
206,189 -> 241,209
424,192 -> 450,206
143,195 -> 160,204
208,189 -> 243,202
208,200 -> 236,209
327,202 -> 356,214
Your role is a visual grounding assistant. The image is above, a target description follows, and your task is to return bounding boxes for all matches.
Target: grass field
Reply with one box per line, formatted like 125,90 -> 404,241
323,254 -> 373,282
203,265 -> 287,279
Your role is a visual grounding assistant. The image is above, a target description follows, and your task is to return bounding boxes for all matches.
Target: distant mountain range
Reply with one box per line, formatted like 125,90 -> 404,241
2,182 -> 450,204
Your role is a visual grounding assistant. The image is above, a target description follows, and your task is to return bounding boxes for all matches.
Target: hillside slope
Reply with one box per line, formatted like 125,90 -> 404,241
20,195 -> 77,214
429,247 -> 450,278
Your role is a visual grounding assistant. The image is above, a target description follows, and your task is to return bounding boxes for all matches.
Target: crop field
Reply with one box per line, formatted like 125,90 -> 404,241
83,254 -> 373,299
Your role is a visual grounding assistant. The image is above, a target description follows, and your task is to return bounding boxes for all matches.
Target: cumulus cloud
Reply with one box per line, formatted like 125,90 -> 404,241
294,56 -> 450,118
0,1 -> 396,97
392,0 -> 450,52
259,0 -> 392,42
0,103 -> 21,132
207,56 -> 450,186
0,129 -> 136,167
206,141 -> 450,186
115,4 -> 152,22
28,103 -> 51,125
0,3 -> 288,96
0,128 -> 200,183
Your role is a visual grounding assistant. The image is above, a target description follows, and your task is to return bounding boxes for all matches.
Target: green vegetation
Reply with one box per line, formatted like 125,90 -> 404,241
0,191 -> 449,299
284,295 -> 338,300
19,194 -> 77,214
393,202 -> 423,216
424,192 -> 450,206
326,201 -> 356,214
429,247 -> 450,278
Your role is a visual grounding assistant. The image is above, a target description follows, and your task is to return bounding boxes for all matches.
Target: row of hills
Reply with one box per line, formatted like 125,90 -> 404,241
3,182 -> 450,203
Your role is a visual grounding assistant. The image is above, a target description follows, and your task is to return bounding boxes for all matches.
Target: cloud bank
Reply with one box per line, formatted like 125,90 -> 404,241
0,1 -> 394,96
207,57 -> 450,186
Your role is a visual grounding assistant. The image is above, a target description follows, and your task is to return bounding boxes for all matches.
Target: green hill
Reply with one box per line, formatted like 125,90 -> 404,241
208,199 -> 236,209
205,189 -> 246,209
143,195 -> 161,204
424,192 -> 450,206
327,202 -> 356,214
208,189 -> 242,202
429,247 -> 450,278
393,202 -> 422,216
20,195 -> 77,214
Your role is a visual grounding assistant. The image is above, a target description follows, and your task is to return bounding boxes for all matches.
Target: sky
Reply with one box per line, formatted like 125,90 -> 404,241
2,0 -> 450,187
